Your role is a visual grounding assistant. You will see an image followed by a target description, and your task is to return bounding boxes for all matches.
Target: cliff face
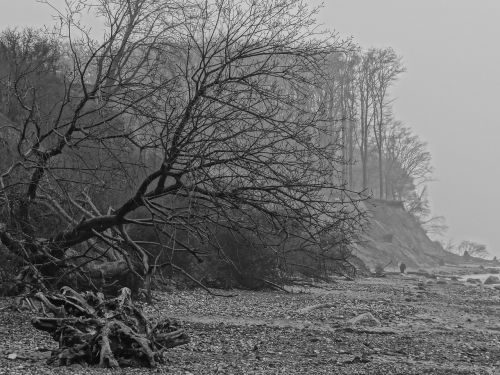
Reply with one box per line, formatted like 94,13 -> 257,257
353,199 -> 454,269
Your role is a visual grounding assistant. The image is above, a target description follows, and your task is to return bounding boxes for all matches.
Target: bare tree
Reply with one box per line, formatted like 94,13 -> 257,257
0,0 -> 364,299
356,49 -> 378,191
341,53 -> 360,190
405,186 -> 448,239
316,51 -> 359,189
384,120 -> 433,200
370,48 -> 404,199
331,52 -> 359,189
458,240 -> 489,259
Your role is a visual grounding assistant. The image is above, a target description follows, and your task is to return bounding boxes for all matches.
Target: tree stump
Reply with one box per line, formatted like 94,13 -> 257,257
31,286 -> 189,368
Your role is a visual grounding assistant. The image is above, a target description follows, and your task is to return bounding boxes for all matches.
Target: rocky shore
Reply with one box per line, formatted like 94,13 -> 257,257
1,274 -> 499,374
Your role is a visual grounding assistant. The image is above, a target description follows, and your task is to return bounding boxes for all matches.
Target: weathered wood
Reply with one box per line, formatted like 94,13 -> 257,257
31,287 -> 189,368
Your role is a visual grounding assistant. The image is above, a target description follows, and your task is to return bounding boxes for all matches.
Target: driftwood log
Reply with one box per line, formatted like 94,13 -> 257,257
31,286 -> 189,367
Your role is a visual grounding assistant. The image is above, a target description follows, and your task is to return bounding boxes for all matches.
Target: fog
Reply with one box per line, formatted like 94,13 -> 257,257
2,0 -> 499,256
311,0 -> 500,257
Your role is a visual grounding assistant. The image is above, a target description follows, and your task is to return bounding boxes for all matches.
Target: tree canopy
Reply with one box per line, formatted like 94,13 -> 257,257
0,0 -> 365,297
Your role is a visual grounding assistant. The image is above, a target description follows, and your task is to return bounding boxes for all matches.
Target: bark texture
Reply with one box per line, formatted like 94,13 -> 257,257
31,287 -> 189,368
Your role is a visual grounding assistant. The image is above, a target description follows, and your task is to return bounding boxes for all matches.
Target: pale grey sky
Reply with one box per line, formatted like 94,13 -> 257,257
1,1 -> 499,255
311,0 -> 500,256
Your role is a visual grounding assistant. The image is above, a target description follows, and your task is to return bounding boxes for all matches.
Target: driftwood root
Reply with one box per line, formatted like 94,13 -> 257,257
31,286 -> 189,368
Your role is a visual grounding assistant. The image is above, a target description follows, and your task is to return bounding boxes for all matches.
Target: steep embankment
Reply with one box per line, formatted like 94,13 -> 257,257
353,199 -> 460,270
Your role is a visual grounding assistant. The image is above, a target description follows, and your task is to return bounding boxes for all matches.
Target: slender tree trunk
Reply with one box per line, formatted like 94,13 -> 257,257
377,101 -> 384,199
384,169 -> 389,200
341,116 -> 348,187
362,133 -> 368,190
360,92 -> 369,191
378,142 -> 383,199
348,119 -> 354,189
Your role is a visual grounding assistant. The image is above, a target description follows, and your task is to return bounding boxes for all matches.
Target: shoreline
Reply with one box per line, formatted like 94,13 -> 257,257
1,274 -> 499,374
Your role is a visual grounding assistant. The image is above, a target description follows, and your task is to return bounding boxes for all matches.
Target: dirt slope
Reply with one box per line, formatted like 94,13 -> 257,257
353,199 -> 456,270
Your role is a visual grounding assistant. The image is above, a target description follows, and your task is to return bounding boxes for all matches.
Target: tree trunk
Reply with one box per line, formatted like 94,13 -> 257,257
378,145 -> 383,199
362,133 -> 368,191
348,119 -> 354,189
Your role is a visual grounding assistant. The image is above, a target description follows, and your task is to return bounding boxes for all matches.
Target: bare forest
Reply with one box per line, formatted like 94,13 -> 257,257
0,1 -> 494,374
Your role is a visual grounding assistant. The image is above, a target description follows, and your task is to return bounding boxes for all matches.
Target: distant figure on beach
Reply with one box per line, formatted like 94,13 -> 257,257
400,262 -> 406,274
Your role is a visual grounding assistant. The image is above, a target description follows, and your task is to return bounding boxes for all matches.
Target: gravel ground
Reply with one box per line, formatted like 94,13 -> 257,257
1,274 -> 500,374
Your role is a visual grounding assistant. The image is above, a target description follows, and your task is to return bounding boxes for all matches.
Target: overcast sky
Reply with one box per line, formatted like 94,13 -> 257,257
310,0 -> 500,256
1,1 -> 500,255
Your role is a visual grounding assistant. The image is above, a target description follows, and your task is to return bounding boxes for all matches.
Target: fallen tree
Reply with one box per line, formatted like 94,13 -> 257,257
0,0 -> 364,300
31,287 -> 188,368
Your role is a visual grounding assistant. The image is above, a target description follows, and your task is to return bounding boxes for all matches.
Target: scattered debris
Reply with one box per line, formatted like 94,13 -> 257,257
341,354 -> 371,364
0,274 -> 498,374
341,327 -> 396,335
297,303 -> 335,314
348,312 -> 381,327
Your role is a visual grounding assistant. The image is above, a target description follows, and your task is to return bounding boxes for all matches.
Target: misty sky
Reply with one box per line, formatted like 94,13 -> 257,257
1,1 -> 499,255
310,0 -> 500,256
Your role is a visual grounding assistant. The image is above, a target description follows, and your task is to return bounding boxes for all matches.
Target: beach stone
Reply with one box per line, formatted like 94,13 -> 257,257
348,312 -> 381,327
297,303 -> 334,314
415,270 -> 436,279
466,278 -> 482,284
436,279 -> 447,285
484,276 -> 500,285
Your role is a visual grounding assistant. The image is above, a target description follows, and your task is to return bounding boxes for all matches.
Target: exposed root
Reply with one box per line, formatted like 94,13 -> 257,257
31,287 -> 189,368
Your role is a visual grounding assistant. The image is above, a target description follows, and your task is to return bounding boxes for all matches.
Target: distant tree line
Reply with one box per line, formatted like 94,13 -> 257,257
320,47 -> 446,238
443,239 -> 490,259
